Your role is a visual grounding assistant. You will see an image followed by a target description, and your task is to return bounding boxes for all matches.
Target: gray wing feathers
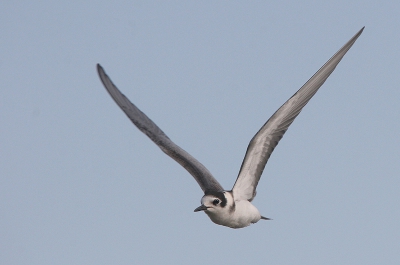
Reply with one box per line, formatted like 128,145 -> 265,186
232,27 -> 364,201
97,64 -> 224,193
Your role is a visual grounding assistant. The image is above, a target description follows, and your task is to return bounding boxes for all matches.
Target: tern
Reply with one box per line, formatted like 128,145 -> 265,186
97,27 -> 363,228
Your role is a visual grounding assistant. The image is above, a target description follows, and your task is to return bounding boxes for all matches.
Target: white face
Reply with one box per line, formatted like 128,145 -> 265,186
201,195 -> 223,212
194,191 -> 230,214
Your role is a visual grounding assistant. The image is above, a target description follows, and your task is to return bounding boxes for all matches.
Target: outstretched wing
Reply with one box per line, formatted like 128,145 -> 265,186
232,27 -> 364,201
97,64 -> 224,193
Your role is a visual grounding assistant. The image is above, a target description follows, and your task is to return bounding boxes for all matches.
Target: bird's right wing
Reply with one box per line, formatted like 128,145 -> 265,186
97,64 -> 224,193
232,27 -> 364,201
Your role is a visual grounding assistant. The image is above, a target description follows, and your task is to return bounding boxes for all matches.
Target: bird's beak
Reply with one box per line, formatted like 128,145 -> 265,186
194,205 -> 208,212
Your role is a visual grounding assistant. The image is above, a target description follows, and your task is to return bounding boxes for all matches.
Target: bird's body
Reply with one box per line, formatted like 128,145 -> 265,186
196,191 -> 263,228
97,27 -> 364,229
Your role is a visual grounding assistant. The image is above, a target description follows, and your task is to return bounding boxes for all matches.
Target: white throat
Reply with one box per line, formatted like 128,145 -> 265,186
204,191 -> 262,229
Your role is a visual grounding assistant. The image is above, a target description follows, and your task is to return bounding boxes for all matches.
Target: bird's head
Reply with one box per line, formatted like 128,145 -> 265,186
194,191 -> 229,213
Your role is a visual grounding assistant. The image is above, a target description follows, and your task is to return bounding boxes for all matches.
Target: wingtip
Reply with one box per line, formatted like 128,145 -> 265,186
355,27 -> 365,38
97,64 -> 108,79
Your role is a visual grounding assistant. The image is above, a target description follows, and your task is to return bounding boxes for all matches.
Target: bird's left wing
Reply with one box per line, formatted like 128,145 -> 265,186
97,64 -> 224,193
232,27 -> 364,201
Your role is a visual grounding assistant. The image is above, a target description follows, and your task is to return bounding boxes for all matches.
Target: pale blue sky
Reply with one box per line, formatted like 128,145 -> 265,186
1,1 -> 399,264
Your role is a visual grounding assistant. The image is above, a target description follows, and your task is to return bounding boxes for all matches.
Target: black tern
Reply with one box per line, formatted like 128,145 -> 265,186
97,27 -> 363,228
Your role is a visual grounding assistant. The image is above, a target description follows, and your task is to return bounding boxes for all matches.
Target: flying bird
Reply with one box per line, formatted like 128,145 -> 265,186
97,27 -> 363,228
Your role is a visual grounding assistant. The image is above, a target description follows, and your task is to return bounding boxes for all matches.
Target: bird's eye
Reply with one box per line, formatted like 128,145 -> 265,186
212,199 -> 220,205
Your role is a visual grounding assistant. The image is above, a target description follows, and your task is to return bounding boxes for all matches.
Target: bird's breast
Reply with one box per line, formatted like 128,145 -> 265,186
206,201 -> 261,229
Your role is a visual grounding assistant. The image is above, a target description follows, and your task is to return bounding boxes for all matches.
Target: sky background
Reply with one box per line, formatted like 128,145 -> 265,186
1,1 -> 399,264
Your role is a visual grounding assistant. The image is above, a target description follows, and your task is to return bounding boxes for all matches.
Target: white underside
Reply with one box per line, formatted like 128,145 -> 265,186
205,200 -> 261,229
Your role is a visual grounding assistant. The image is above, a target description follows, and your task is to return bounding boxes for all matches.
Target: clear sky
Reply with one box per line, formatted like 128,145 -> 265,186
1,1 -> 399,264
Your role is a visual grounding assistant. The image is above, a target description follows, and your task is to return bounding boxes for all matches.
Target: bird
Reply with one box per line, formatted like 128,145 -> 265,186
97,27 -> 364,229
